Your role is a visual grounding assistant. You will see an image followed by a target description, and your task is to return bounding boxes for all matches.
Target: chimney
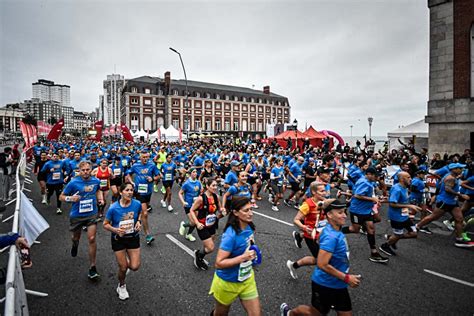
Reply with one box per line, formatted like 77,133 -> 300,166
263,86 -> 270,95
164,71 -> 171,94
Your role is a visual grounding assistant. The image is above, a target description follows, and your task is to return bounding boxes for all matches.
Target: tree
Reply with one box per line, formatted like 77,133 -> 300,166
48,117 -> 58,125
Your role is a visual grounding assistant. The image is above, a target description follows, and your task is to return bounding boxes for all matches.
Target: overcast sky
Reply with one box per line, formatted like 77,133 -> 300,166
0,0 -> 429,136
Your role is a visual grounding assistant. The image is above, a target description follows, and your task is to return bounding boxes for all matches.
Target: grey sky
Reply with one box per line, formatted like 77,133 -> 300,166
0,0 -> 429,136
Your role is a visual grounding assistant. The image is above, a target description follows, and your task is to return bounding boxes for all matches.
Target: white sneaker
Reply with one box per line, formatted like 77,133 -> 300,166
179,221 -> 186,236
286,260 -> 298,279
185,234 -> 196,242
168,205 -> 174,212
161,200 -> 167,208
272,205 -> 279,212
41,195 -> 47,204
116,284 -> 129,300
56,208 -> 62,215
443,220 -> 454,231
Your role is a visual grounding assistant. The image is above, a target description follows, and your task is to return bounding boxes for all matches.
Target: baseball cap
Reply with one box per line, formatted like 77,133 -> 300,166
231,160 -> 241,167
365,166 -> 381,176
448,163 -> 466,170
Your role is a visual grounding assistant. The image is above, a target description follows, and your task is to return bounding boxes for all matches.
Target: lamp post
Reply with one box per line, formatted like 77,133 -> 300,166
169,47 -> 189,139
368,117 -> 373,140
350,124 -> 353,137
293,118 -> 298,151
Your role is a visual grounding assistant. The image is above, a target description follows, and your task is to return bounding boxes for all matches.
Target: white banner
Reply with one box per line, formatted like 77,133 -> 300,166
19,192 -> 50,246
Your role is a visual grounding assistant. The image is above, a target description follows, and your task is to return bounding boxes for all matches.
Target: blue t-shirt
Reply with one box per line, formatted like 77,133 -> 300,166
462,175 -> 474,195
436,175 -> 460,205
127,161 -> 160,195
161,162 -> 177,182
63,177 -> 101,218
271,166 -> 285,185
225,171 -> 239,186
216,225 -> 255,282
193,156 -> 205,175
312,224 -> 349,289
105,199 -> 142,238
388,183 -> 410,222
111,163 -> 123,178
289,162 -> 303,183
41,160 -> 67,184
350,177 -> 375,215
409,177 -> 425,202
227,184 -> 252,199
181,178 -> 202,207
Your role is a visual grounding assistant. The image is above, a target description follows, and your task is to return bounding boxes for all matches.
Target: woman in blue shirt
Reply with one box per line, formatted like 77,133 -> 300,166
103,182 -> 142,301
280,199 -> 361,316
209,196 -> 261,316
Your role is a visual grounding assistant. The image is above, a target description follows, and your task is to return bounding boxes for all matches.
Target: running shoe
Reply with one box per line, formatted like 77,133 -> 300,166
116,283 -> 129,300
369,252 -> 389,263
268,194 -> 274,203
418,226 -> 433,235
462,232 -> 471,242
185,234 -> 196,242
161,186 -> 166,194
271,205 -> 279,212
251,203 -> 259,209
286,260 -> 298,279
283,200 -> 291,207
146,235 -> 155,245
88,266 -> 100,280
153,184 -> 159,193
41,195 -> 47,204
454,239 -> 474,248
179,221 -> 186,236
292,231 -> 303,249
71,240 -> 79,257
359,226 -> 367,235
161,200 -> 167,208
280,303 -> 290,316
443,220 -> 454,231
168,205 -> 174,212
194,250 -> 207,270
384,234 -> 397,250
379,243 -> 396,256
147,206 -> 153,213
56,208 -> 62,215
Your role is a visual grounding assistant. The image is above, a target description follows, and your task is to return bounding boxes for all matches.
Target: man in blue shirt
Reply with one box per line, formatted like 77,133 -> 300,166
224,161 -> 241,189
379,172 -> 420,256
342,167 -> 388,263
41,153 -> 68,214
284,156 -> 305,209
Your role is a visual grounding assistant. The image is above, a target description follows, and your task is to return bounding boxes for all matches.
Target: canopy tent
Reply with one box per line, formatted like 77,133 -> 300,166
134,129 -> 148,139
272,130 -> 315,150
149,130 -> 159,140
303,126 -> 331,148
387,119 -> 428,152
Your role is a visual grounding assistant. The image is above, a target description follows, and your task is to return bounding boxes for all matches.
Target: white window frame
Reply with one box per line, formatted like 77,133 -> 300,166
144,88 -> 151,94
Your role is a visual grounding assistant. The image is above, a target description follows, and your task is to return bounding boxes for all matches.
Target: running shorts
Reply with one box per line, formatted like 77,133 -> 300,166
135,193 -> 152,204
390,219 -> 416,235
162,181 -> 174,188
349,212 -> 374,225
111,234 -> 140,252
184,206 -> 191,215
304,237 -> 320,258
37,172 -> 47,182
247,177 -> 256,186
209,272 -> 258,306
311,282 -> 352,314
270,182 -> 283,195
69,214 -> 99,232
290,182 -> 301,192
110,178 -> 122,187
436,201 -> 458,212
197,223 -> 217,241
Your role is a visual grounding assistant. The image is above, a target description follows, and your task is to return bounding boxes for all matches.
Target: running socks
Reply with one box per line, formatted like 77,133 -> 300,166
293,262 -> 300,269
183,222 -> 196,234
196,248 -> 208,260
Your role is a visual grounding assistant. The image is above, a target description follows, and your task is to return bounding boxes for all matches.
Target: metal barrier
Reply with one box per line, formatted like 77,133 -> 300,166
3,152 -> 47,315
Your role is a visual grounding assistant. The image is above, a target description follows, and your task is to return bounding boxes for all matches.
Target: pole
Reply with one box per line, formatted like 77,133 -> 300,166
350,125 -> 353,137
368,117 -> 373,140
170,47 -> 189,140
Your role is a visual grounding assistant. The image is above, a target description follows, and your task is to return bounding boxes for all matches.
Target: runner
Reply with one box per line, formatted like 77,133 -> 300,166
60,160 -> 104,280
110,157 -> 124,202
269,158 -> 285,212
91,158 -> 112,219
178,168 -> 202,242
209,196 -> 261,316
189,177 -> 223,270
154,146 -> 167,193
160,154 -> 177,212
409,169 -> 432,234
284,156 -> 305,209
33,151 -> 48,204
103,182 -> 142,300
287,182 -> 328,280
280,199 -> 361,316
125,151 -> 160,245
41,152 -> 68,214
222,170 -> 253,210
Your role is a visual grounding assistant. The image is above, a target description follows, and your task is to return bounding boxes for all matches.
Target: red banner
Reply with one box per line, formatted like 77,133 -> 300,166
91,120 -> 104,141
26,124 -> 35,147
120,122 -> 134,142
19,121 -> 30,148
47,118 -> 64,141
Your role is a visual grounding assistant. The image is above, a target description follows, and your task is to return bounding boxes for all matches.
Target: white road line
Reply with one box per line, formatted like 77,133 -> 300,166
253,210 -> 294,227
165,234 -> 209,265
424,269 -> 474,288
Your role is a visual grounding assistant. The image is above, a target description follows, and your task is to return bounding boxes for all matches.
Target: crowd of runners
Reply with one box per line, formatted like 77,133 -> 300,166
19,135 -> 473,315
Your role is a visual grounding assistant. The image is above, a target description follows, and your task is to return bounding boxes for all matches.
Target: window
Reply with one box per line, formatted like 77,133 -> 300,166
206,93 -> 211,99
131,108 -> 138,113
130,97 -> 138,105
131,115 -> 138,121
184,119 -> 190,131
277,108 -> 282,114
173,90 -> 179,96
144,88 -> 151,94
158,90 -> 163,96
172,118 -> 179,129
144,99 -> 151,106
258,106 -> 263,113
258,121 -> 263,131
225,95 -> 230,100
242,97 -> 246,102
215,119 -> 221,130
205,103 -> 212,109
224,120 -> 230,131
195,119 -> 201,130
215,94 -> 220,100
233,104 -> 239,111
224,104 -> 231,111
195,92 -> 200,98
234,96 -> 238,101
258,98 -> 262,103
157,99 -> 164,106
233,120 -> 239,131
173,100 -> 179,106
215,103 -> 221,110
251,97 -> 255,103
242,105 -> 248,111
250,121 -> 256,131
205,118 -> 211,130
250,105 -> 255,112
131,87 -> 138,93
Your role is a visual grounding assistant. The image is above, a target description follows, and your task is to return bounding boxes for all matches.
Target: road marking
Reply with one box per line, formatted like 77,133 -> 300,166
253,210 -> 294,227
424,269 -> 474,288
165,234 -> 209,265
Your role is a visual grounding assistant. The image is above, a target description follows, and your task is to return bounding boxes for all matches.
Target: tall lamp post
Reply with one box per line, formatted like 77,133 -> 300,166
293,118 -> 298,150
169,47 -> 189,139
368,117 -> 373,140
350,124 -> 353,137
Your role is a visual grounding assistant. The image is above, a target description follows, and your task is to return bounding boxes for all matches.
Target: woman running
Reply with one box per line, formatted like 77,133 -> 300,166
92,158 -> 113,219
245,156 -> 260,207
189,177 -> 224,270
222,170 -> 254,210
178,168 -> 203,242
103,182 -> 142,301
209,196 -> 261,316
110,157 -> 124,202
269,158 -> 285,212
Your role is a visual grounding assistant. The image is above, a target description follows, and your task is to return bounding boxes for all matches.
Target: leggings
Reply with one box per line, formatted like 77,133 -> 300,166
46,183 -> 63,208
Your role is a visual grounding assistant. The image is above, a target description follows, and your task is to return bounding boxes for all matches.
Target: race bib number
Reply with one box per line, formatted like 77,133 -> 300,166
165,173 -> 172,181
79,199 -> 93,213
121,159 -> 128,167
113,168 -> 121,176
205,214 -> 217,227
119,219 -> 134,235
237,260 -> 252,282
100,179 -> 107,188
52,172 -> 61,180
138,184 -> 148,194
401,208 -> 409,217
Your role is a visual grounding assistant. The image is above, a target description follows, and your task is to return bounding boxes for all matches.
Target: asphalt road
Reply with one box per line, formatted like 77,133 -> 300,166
1,162 -> 473,315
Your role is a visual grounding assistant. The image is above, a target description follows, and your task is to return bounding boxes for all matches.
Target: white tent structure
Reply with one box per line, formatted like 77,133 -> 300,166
162,125 -> 182,142
134,129 -> 148,140
387,119 -> 428,152
149,130 -> 159,140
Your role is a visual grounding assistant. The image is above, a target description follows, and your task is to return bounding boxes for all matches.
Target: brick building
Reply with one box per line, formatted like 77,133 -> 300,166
121,72 -> 290,137
425,0 -> 474,154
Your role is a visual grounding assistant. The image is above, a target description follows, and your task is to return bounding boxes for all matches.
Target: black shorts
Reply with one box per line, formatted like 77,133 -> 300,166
184,206 -> 191,215
390,219 -> 416,235
290,181 -> 301,192
37,172 -> 47,182
248,177 -> 257,186
110,178 -> 122,187
261,174 -> 270,181
270,182 -> 283,195
436,201 -> 458,212
69,214 -> 99,232
311,282 -> 352,314
162,181 -> 173,188
304,237 -> 319,257
349,212 -> 374,225
197,224 -> 217,240
111,234 -> 140,252
135,193 -> 151,204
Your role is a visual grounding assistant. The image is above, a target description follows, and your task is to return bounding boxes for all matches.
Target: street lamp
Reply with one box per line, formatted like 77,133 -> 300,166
350,125 -> 353,137
368,117 -> 373,140
169,47 -> 189,139
293,119 -> 298,150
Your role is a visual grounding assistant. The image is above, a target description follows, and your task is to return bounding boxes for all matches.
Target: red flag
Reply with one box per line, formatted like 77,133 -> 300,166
31,125 -> 38,143
19,121 -> 30,148
92,120 -> 104,141
26,124 -> 35,147
47,118 -> 64,141
120,122 -> 134,142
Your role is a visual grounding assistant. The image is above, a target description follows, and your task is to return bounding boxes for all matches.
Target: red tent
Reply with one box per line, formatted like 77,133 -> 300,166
304,125 -> 333,148
273,130 -> 315,151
